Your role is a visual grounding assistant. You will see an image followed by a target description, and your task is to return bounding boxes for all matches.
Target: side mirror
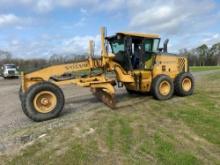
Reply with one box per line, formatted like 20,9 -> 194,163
1,66 -> 3,70
163,39 -> 169,53
17,66 -> 20,70
158,48 -> 163,52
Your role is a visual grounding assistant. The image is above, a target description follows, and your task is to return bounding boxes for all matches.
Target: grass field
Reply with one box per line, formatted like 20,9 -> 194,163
190,66 -> 220,72
1,70 -> 220,165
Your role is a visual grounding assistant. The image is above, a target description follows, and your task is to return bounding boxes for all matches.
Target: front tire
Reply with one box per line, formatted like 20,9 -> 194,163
19,87 -> 25,102
174,72 -> 194,96
151,75 -> 174,100
23,82 -> 65,122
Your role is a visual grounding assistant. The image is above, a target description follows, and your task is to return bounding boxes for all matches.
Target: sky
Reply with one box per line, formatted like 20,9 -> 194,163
0,0 -> 220,58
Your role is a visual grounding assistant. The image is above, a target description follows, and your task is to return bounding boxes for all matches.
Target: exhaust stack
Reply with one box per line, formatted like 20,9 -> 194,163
163,39 -> 169,53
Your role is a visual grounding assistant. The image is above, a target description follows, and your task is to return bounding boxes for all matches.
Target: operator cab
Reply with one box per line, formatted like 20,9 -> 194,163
107,32 -> 160,71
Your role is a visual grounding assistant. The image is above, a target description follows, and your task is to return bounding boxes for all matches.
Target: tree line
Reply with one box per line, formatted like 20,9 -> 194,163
179,43 -> 220,66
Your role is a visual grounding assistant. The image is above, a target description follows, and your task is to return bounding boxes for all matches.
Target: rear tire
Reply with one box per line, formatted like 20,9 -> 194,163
151,75 -> 174,100
22,82 -> 65,122
174,72 -> 194,96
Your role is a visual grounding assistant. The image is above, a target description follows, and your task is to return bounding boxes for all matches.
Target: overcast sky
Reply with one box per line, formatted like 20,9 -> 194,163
0,0 -> 220,58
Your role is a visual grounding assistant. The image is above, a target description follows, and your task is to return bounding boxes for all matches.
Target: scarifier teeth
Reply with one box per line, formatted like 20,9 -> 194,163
91,88 -> 116,109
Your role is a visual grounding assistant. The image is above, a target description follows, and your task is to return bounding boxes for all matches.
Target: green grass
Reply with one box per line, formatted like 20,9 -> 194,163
2,70 -> 220,165
190,66 -> 220,72
166,99 -> 220,145
154,133 -> 199,165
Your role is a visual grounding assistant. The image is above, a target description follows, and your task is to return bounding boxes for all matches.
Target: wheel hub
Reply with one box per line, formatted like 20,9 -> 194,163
159,81 -> 171,96
33,91 -> 57,113
40,98 -> 49,106
182,78 -> 192,92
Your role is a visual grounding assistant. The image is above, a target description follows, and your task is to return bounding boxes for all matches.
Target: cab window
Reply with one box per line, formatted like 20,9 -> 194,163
144,40 -> 153,52
144,39 -> 160,52
110,40 -> 124,54
152,39 -> 160,52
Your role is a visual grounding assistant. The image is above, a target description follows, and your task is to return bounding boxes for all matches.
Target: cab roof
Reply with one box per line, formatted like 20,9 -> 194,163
116,32 -> 160,39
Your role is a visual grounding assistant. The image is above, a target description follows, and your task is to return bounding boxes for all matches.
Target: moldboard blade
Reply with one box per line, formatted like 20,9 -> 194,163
91,88 -> 116,109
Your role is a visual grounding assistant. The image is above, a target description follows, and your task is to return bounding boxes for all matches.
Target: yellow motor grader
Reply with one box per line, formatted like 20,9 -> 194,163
19,27 -> 194,122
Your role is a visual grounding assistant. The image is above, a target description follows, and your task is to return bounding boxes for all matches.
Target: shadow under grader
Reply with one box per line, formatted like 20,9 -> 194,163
61,90 -> 154,117
65,95 -> 98,104
61,95 -> 102,116
115,92 -> 154,109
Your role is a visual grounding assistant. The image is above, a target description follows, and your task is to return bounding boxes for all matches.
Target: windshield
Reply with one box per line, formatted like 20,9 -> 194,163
110,40 -> 124,54
6,65 -> 16,69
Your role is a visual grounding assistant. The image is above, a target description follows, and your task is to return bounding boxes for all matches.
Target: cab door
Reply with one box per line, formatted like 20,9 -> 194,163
131,38 -> 152,92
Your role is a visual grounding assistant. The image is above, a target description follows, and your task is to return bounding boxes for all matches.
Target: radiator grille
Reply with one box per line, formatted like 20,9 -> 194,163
178,58 -> 186,72
8,70 -> 15,75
